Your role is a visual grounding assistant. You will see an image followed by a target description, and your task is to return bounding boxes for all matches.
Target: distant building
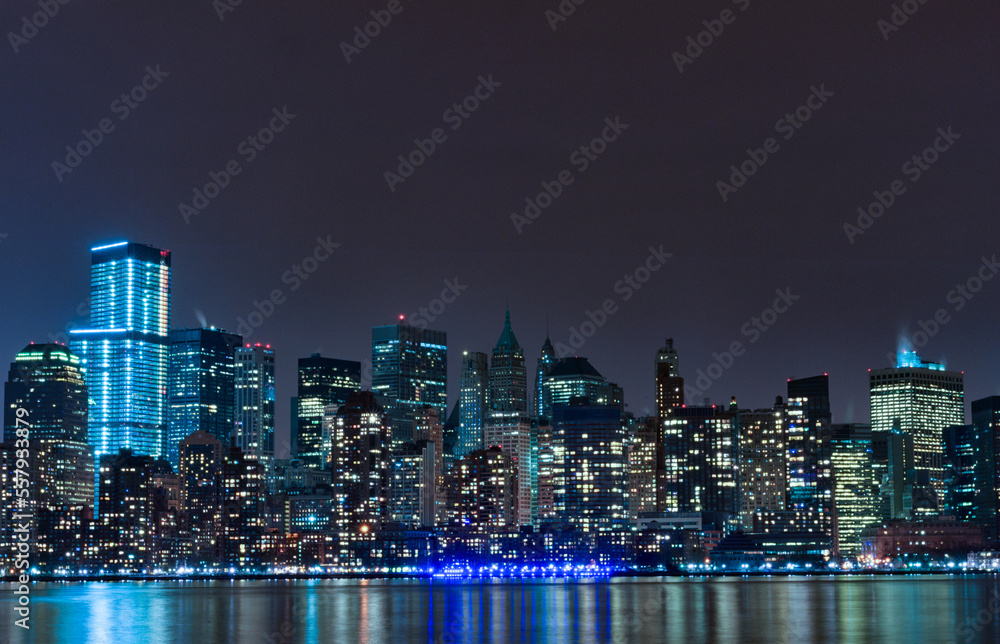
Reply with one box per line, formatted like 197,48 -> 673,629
553,397 -> 628,533
628,416 -> 659,523
783,375 -> 834,536
371,322 -> 447,445
861,517 -> 982,561
445,447 -> 516,529
870,350 -> 964,504
178,430 -> 224,566
735,399 -> 787,529
70,241 -> 172,466
540,356 -> 624,415
296,353 -> 361,469
234,343 -> 275,467
457,351 -> 488,459
534,335 -> 557,418
221,446 -> 265,567
972,396 -> 1000,547
942,424 -> 976,523
331,391 -> 392,531
830,423 -> 878,557
662,405 -> 737,516
167,328 -> 242,468
97,449 -> 157,572
654,338 -> 684,418
388,440 -> 436,528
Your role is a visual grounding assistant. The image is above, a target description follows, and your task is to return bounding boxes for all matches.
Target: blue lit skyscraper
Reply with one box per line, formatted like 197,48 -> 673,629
70,241 -> 172,467
371,321 -> 447,445
166,327 -> 242,468
457,351 -> 488,459
235,343 -> 275,467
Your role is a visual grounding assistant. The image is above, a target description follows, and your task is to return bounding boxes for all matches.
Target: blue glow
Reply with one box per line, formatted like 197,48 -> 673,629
91,241 -> 129,252
70,328 -> 127,334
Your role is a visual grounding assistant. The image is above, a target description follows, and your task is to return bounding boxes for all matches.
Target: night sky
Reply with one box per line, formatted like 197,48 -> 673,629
1,1 -> 997,456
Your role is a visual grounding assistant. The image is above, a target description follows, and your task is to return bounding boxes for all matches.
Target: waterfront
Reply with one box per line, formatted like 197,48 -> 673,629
2,575 -> 999,643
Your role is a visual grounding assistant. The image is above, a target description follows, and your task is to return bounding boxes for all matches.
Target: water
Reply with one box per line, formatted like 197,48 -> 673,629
2,575 -> 999,643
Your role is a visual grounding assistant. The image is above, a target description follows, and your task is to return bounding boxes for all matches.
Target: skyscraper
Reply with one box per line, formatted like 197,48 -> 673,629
70,241 -> 172,463
553,397 -> 628,533
167,328 -> 242,468
655,338 -> 684,418
784,375 -> 834,535
971,396 -> 1000,547
830,423 -> 878,557
234,343 -> 275,466
3,343 -> 94,508
662,405 -> 737,515
489,308 -> 528,414
178,430 -> 224,566
295,354 -> 361,469
735,399 -> 786,529
539,356 -> 624,418
870,349 -> 964,500
457,351 -> 488,459
371,322 -> 447,445
331,391 -> 392,530
534,335 -> 556,418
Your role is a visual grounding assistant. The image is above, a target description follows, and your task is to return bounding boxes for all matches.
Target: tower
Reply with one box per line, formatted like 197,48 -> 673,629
457,351 -> 488,459
295,353 -> 361,469
655,338 -> 684,418
234,343 -> 275,467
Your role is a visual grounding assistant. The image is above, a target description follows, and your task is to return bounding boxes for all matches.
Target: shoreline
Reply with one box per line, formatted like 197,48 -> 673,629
3,569 -> 993,583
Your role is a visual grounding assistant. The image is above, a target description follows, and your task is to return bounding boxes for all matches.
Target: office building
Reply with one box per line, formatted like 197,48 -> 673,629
167,328 -> 241,468
234,343 -> 275,466
655,338 -> 684,418
457,351 -> 488,459
662,405 -> 737,516
539,356 -> 624,417
735,399 -> 786,529
331,391 -> 392,530
296,354 -> 361,469
535,334 -> 557,418
830,423 -> 878,557
972,396 -> 1000,547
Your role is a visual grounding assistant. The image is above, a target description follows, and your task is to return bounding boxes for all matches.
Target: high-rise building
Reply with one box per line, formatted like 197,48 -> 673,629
735,399 -> 786,529
662,405 -> 737,516
234,343 -> 275,467
539,357 -> 624,417
870,349 -> 964,500
296,354 -> 361,469
414,406 -> 445,524
388,440 -> 436,528
489,308 -> 528,414
331,391 -> 392,530
457,351 -> 488,459
534,335 -> 556,418
784,375 -> 834,535
553,397 -> 628,533
830,423 -> 878,557
445,447 -> 516,529
5,344 -> 95,511
167,328 -> 242,468
971,396 -> 1000,547
483,412 -> 534,526
628,416 -> 659,523
655,338 -> 684,418
943,424 -> 977,523
220,445 -> 265,568
178,430 -> 224,566
371,322 -> 447,445
70,241 -> 172,464
97,449 -> 157,572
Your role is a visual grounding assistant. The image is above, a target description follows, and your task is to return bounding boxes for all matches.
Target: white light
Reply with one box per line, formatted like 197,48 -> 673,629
91,241 -> 129,252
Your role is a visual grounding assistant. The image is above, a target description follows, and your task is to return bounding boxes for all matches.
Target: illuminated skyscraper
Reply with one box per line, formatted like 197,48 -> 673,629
167,328 -> 242,468
655,338 -> 684,418
457,351 -> 488,459
784,375 -> 834,535
662,405 -> 737,515
971,397 -> 1000,547
178,430 -> 224,566
627,416 -> 659,523
234,344 -> 275,467
371,322 -> 447,445
539,357 -> 624,416
735,399 -> 786,529
553,397 -> 628,533
870,349 -> 964,500
295,354 -> 361,469
445,447 -> 516,529
489,308 -> 528,414
4,343 -> 94,508
830,423 -> 878,557
331,391 -> 392,530
388,439 -> 436,528
534,335 -> 556,418
70,241 -> 171,464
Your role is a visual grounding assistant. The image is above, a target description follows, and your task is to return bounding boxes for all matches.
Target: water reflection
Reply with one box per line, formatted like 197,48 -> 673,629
2,575 -> 998,643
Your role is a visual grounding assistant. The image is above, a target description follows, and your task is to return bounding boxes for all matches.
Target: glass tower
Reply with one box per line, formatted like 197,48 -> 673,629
296,354 -> 361,469
235,344 -> 275,467
70,241 -> 172,465
371,322 -> 447,445
167,327 -> 242,468
457,351 -> 488,459
870,349 -> 964,500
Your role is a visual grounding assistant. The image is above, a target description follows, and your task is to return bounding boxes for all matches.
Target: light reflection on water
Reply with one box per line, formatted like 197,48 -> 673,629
2,575 -> 999,643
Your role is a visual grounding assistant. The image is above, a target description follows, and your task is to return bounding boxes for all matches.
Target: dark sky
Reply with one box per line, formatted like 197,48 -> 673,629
1,0 -> 998,455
